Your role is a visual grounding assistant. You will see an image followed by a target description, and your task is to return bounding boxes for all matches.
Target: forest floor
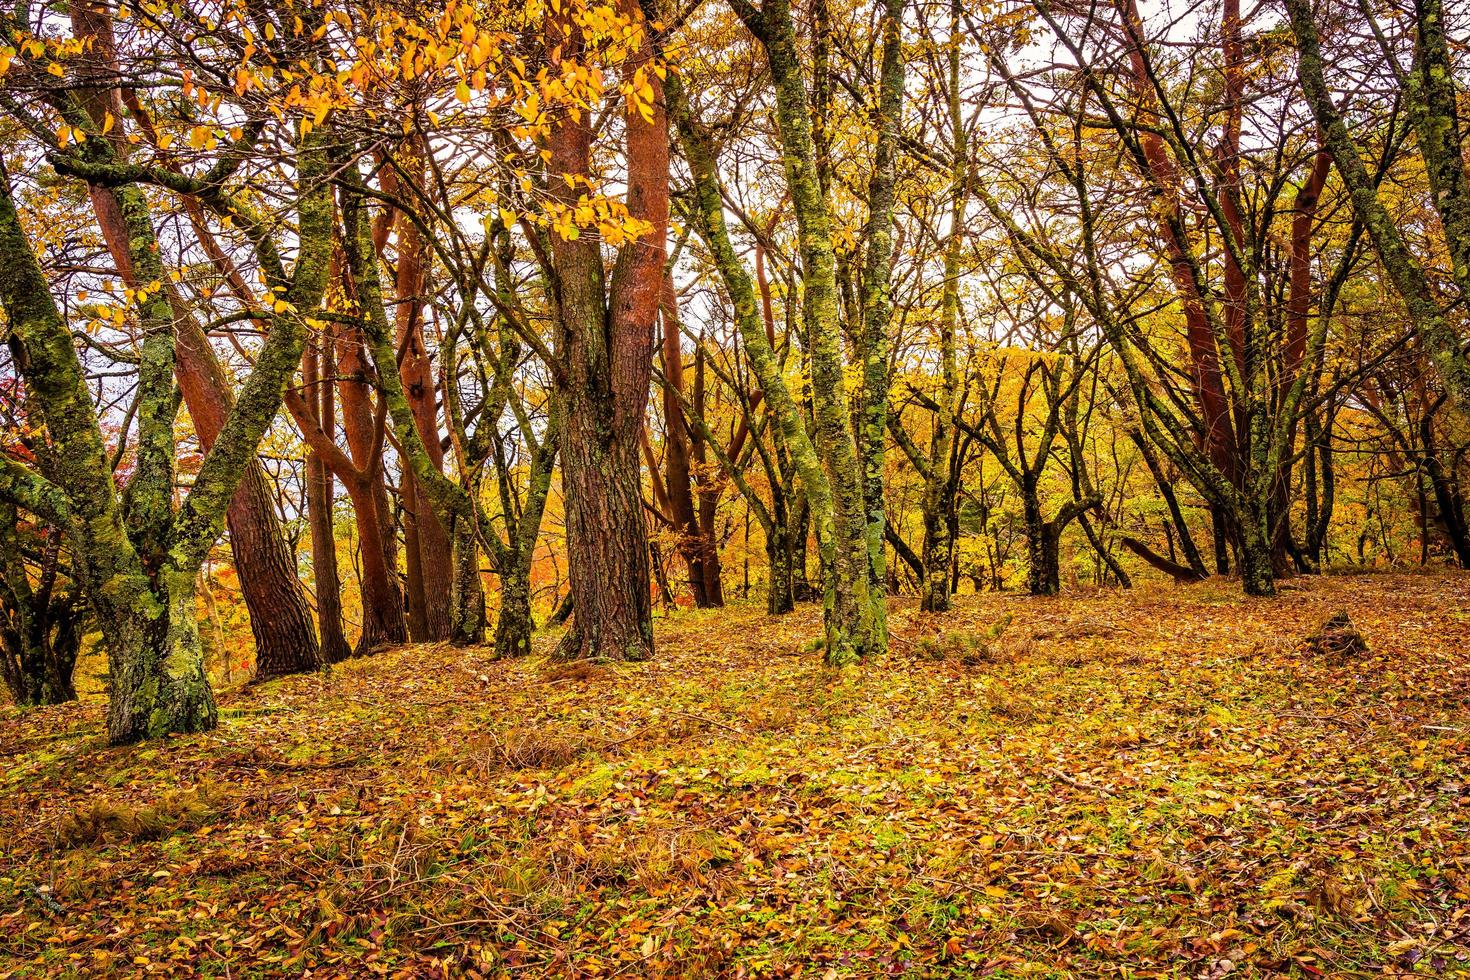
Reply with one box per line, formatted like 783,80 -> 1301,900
2,573 -> 1469,978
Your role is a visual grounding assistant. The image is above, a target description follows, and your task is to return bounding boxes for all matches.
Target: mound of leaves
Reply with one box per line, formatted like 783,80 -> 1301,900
51,781 -> 232,850
1304,610 -> 1370,659
914,614 -> 1012,665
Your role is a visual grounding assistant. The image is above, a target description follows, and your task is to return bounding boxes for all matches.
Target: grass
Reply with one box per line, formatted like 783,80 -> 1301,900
1,572 -> 1468,976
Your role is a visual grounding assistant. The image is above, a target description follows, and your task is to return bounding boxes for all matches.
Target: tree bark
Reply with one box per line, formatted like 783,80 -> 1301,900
389,139 -> 454,642
303,330 -> 351,663
544,0 -> 668,661
660,274 -> 709,605
730,0 -> 879,664
1286,0 -> 1470,403
69,3 -> 322,679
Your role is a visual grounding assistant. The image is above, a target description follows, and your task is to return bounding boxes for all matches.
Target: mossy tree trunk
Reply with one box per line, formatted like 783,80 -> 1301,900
1285,0 -> 1470,404
0,0 -> 334,733
854,0 -> 906,647
667,73 -> 842,637
656,274 -> 719,607
724,0 -> 880,665
490,420 -> 558,658
918,0 -> 966,614
449,514 -> 487,647
1405,0 -> 1470,302
0,130 -> 326,740
68,1 -> 323,680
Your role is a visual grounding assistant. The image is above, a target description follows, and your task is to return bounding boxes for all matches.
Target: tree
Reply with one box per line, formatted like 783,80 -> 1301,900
66,2 -> 324,678
0,504 -> 81,705
0,137 -> 328,741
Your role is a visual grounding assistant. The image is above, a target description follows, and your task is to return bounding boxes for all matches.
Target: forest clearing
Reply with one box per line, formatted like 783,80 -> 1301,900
4,573 -> 1467,977
4,0 -> 1470,972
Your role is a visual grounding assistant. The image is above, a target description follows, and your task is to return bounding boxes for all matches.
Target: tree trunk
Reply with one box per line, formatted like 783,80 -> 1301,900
660,276 -> 709,606
791,498 -> 818,601
226,466 -> 325,677
855,0 -> 906,650
493,544 -> 536,658
919,501 -> 954,612
732,0 -> 879,664
449,515 -> 486,646
305,453 -> 350,663
0,514 -> 81,705
335,322 -> 408,652
340,474 -> 408,652
553,394 -> 655,660
765,519 -> 796,615
87,175 -> 323,680
392,142 -> 454,642
691,344 -> 726,606
105,572 -> 218,743
1211,506 -> 1232,575
545,0 -> 667,662
1,626 -> 79,706
69,1 -> 322,679
1238,503 -> 1276,597
303,333 -> 351,664
1023,489 -> 1062,597
0,598 -> 80,707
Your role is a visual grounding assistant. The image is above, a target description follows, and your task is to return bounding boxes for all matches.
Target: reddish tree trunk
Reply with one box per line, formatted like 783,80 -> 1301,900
548,0 -> 669,660
691,343 -> 725,605
1115,0 -> 1239,480
391,143 -> 454,641
303,330 -> 351,663
335,321 -> 408,651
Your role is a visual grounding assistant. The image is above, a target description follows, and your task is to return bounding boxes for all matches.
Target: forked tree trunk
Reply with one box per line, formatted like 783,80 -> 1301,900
544,0 -> 668,661
1022,491 -> 1060,597
554,393 -> 655,661
1,627 -> 79,706
335,322 -> 408,652
70,3 -> 322,679
494,558 -> 535,658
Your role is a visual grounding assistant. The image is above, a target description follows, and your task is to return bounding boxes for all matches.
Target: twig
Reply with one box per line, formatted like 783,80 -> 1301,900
1046,768 -> 1117,798
669,710 -> 748,738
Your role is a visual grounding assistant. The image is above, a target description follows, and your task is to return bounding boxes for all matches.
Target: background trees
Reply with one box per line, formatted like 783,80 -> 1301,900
1,0 -> 1468,741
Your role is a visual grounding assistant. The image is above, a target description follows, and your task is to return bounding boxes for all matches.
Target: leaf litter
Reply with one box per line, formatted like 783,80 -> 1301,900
1,572 -> 1468,977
